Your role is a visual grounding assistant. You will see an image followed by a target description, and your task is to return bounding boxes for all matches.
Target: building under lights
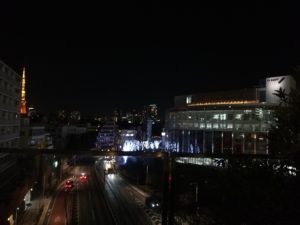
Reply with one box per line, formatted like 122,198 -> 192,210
96,121 -> 118,150
165,75 -> 296,154
116,129 -> 137,150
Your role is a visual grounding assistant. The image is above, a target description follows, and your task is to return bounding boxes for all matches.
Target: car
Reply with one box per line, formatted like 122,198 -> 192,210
64,179 -> 74,191
145,196 -> 161,212
104,168 -> 116,175
79,173 -> 88,181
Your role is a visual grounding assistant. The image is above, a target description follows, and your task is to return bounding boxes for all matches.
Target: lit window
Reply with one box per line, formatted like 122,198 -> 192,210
213,123 -> 219,129
200,123 -> 205,128
213,114 -> 219,120
235,114 -> 242,120
220,114 -> 227,120
220,123 -> 226,129
227,123 -> 233,129
206,123 -> 212,128
186,96 -> 192,104
255,108 -> 263,119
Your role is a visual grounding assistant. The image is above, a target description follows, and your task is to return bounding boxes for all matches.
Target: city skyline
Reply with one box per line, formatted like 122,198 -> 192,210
1,5 -> 300,115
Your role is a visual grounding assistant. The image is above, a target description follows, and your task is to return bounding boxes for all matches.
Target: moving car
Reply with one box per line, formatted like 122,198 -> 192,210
64,179 -> 74,191
79,173 -> 88,181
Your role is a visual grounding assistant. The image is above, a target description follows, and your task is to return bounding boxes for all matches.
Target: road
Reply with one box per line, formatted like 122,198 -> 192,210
46,160 -> 154,225
46,187 -> 69,225
95,160 -> 153,225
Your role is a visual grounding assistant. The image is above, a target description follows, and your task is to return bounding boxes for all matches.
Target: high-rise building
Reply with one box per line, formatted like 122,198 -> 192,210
0,61 -> 21,148
165,75 -> 296,154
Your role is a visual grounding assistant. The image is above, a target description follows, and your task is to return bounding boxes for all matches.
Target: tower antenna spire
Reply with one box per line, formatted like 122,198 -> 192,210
20,67 -> 27,115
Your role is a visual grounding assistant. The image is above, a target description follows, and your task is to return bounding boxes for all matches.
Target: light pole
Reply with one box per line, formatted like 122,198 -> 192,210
145,164 -> 149,185
15,207 -> 19,225
190,182 -> 199,204
41,173 -> 46,210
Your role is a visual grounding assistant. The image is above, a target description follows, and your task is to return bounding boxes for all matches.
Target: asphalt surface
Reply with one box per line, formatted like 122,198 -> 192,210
45,161 -> 154,225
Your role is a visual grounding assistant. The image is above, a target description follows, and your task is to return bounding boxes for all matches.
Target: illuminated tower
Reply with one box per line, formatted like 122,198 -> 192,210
20,67 -> 27,115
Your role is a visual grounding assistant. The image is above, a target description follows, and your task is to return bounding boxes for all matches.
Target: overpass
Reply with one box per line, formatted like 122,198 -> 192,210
0,148 -> 298,225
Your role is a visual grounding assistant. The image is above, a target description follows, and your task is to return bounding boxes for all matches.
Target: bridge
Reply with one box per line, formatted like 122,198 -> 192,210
0,148 -> 298,225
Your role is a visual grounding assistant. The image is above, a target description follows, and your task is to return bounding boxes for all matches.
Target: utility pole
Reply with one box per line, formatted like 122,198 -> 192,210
15,207 -> 19,225
145,164 -> 149,185
162,152 -> 174,225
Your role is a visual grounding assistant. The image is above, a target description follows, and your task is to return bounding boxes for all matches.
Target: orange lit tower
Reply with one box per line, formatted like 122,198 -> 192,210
20,67 -> 27,115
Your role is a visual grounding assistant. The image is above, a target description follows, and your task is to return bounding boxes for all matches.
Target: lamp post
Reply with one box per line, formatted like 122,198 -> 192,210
145,164 -> 149,185
15,207 -> 19,225
41,173 -> 46,210
190,182 -> 199,204
161,131 -> 166,150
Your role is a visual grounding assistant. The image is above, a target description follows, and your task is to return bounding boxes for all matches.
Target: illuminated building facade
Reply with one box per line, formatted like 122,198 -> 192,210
165,75 -> 296,154
0,61 -> 21,148
116,129 -> 137,150
96,121 -> 118,149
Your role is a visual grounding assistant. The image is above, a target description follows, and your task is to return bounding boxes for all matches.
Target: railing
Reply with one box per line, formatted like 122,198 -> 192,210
0,148 -> 299,225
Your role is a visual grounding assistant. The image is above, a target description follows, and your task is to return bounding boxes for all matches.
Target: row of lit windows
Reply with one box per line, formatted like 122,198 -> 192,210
174,122 -> 269,132
169,110 -> 271,121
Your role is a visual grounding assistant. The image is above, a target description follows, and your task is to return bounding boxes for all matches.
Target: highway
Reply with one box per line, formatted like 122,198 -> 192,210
45,159 -> 154,225
94,159 -> 153,225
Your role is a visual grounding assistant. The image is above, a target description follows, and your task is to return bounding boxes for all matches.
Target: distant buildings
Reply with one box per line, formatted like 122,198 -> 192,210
70,110 -> 81,121
94,104 -> 164,151
29,126 -> 53,149
96,121 -> 118,149
53,125 -> 87,149
146,104 -> 159,123
165,75 -> 296,154
116,129 -> 137,151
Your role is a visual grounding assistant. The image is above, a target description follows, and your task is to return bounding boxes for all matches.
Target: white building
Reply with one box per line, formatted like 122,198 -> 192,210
165,75 -> 296,154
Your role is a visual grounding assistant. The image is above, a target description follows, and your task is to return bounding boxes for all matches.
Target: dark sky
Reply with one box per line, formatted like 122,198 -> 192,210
1,3 -> 300,116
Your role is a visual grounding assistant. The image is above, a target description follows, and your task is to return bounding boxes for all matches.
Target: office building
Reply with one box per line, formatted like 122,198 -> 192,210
0,61 -> 21,148
165,75 -> 296,154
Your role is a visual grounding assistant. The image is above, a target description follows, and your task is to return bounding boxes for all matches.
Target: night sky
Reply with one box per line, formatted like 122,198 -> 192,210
1,3 -> 300,117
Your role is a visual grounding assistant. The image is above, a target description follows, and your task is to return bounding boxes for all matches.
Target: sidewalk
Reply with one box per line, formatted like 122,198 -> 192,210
17,166 -> 74,225
17,196 -> 51,225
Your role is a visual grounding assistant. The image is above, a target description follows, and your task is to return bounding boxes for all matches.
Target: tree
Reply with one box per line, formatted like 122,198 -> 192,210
269,87 -> 300,155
